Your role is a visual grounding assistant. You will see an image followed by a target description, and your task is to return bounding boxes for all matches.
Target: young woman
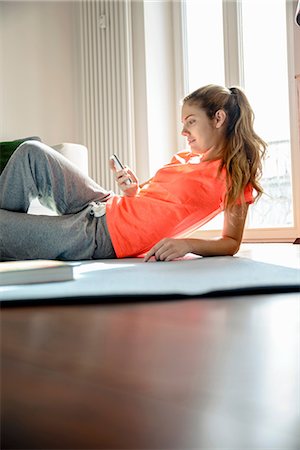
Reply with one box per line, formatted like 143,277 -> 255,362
0,84 -> 266,261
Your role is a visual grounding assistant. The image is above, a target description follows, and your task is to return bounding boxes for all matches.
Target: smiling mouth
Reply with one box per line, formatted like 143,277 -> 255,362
188,139 -> 195,145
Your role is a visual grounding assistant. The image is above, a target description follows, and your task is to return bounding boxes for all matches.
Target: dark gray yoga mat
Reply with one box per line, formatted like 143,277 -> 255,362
1,256 -> 299,305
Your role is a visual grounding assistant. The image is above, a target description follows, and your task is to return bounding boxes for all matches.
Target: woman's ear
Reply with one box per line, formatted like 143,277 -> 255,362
214,109 -> 226,129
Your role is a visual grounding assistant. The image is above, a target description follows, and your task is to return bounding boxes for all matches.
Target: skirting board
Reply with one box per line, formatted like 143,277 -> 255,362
1,256 -> 299,306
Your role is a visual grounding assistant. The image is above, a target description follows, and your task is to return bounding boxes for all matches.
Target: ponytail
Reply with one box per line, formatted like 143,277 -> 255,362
222,86 -> 267,209
183,84 -> 267,210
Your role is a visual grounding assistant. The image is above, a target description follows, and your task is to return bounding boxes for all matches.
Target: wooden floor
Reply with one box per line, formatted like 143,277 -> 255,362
1,243 -> 299,449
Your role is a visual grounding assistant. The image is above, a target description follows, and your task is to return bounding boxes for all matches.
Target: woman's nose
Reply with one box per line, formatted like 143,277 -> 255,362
181,126 -> 189,136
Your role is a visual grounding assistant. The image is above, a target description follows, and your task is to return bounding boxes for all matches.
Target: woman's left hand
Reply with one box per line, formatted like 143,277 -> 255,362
144,238 -> 191,262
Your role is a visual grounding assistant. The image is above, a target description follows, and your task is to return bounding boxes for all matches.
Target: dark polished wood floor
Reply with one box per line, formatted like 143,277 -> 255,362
1,244 -> 299,449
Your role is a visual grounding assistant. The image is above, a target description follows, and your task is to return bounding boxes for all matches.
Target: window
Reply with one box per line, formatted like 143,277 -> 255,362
241,0 -> 293,229
182,0 -> 299,240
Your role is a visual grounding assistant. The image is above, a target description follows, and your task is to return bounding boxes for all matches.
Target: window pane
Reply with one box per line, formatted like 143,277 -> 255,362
185,0 -> 225,92
241,0 -> 294,228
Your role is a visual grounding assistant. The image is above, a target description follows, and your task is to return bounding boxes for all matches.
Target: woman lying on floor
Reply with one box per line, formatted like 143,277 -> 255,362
0,84 -> 266,262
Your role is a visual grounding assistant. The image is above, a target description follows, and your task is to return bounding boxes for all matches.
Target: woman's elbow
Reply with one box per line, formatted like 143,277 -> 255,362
231,245 -> 240,256
223,238 -> 241,256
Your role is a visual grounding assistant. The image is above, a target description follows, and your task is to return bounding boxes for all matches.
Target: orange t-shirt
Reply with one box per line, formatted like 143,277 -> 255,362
105,151 -> 254,258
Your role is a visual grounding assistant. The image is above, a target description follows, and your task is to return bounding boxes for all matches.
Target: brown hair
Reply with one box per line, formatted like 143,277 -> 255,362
183,84 -> 267,210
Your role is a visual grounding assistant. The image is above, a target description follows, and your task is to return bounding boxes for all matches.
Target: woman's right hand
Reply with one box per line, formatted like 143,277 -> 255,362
109,159 -> 139,196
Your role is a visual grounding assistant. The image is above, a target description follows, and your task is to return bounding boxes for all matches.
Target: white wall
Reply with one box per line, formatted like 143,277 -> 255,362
143,0 -> 177,174
131,0 -> 149,182
0,1 -> 81,145
131,0 -> 178,179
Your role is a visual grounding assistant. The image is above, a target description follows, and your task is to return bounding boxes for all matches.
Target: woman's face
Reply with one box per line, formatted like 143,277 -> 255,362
181,102 -> 222,155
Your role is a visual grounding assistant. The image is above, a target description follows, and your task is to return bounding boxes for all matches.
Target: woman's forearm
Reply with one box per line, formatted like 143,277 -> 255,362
187,236 -> 241,257
144,236 -> 241,262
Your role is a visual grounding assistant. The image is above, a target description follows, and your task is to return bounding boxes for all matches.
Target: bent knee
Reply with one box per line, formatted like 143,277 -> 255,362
13,140 -> 54,163
15,140 -> 44,155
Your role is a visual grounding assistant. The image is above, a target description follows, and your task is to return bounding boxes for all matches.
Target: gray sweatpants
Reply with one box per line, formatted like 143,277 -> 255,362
0,140 -> 116,261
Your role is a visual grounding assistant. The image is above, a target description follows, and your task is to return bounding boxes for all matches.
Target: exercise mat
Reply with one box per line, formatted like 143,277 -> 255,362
1,256 -> 299,305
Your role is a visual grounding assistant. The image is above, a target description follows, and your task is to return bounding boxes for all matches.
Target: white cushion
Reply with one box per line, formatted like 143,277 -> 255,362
52,143 -> 89,176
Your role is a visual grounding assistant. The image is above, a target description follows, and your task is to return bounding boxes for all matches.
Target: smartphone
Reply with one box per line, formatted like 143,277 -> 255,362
110,154 -> 132,185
